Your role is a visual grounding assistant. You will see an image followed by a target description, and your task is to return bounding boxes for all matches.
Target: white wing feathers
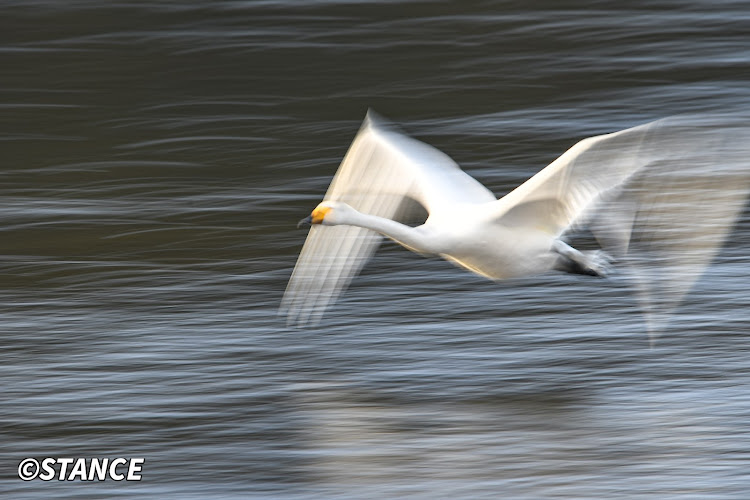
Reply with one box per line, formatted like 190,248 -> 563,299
281,111 -> 495,326
495,113 -> 750,336
492,120 -> 658,240
327,111 -> 495,212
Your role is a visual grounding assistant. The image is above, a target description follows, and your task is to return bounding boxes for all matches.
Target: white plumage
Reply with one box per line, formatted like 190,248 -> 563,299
282,110 -> 749,335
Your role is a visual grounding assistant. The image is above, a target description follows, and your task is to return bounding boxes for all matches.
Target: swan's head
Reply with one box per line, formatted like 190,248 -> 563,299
297,201 -> 354,228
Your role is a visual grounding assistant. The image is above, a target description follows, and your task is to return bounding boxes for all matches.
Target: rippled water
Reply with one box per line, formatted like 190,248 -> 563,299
2,1 -> 750,498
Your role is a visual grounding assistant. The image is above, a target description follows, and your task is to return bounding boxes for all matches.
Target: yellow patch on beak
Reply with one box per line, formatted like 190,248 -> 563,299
311,205 -> 331,224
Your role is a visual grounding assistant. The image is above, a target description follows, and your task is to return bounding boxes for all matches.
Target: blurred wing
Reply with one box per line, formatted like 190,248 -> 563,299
282,110 -> 495,326
597,117 -> 750,338
495,113 -> 750,336
493,118 -> 662,238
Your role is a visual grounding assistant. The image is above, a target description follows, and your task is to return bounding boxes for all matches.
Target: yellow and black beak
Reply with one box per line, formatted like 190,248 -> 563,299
297,205 -> 331,229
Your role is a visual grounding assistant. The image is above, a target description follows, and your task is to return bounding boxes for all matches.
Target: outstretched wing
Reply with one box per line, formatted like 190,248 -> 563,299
494,113 -> 750,336
282,110 -> 495,326
492,118 -> 662,240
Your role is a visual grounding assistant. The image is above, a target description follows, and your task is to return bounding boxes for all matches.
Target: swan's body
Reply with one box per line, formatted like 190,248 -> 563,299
306,201 -> 566,279
282,110 -> 750,333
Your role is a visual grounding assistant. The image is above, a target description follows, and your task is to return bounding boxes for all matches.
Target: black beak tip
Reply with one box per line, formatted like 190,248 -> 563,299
297,215 -> 313,229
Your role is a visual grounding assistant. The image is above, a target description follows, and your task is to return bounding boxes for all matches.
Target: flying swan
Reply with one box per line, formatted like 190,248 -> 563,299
282,110 -> 749,335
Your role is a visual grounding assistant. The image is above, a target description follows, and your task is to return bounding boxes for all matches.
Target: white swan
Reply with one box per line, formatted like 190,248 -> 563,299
282,110 -> 750,334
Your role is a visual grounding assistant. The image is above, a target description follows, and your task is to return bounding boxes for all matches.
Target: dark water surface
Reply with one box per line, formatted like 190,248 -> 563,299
2,1 -> 750,498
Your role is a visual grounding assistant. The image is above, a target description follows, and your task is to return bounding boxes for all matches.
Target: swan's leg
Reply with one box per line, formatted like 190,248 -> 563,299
552,240 -> 612,277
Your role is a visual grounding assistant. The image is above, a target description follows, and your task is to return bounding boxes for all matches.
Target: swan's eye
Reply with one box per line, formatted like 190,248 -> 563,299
311,206 -> 332,224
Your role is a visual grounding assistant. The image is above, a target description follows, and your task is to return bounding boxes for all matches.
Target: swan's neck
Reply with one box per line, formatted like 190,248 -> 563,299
343,210 -> 436,254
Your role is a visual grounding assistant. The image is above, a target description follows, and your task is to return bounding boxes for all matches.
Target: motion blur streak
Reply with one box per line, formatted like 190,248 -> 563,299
1,1 -> 749,499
